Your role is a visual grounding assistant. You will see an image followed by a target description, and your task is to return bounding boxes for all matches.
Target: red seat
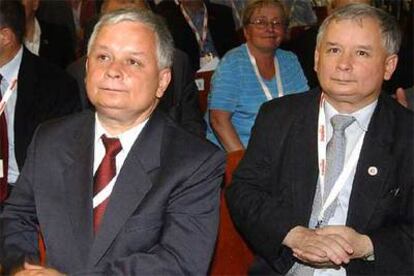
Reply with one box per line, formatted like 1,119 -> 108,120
209,150 -> 254,275
39,231 -> 46,266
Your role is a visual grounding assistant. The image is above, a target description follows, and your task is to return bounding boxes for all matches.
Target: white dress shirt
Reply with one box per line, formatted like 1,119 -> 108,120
313,100 -> 377,276
92,114 -> 149,208
0,46 -> 23,183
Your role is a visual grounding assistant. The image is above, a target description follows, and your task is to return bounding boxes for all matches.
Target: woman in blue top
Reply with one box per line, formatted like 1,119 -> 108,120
206,0 -> 308,151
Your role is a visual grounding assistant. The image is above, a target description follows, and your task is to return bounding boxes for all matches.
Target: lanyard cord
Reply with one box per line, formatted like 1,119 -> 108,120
246,45 -> 284,100
317,95 -> 365,225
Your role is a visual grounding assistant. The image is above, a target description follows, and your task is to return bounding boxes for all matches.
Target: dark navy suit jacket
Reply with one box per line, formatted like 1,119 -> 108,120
227,88 -> 414,275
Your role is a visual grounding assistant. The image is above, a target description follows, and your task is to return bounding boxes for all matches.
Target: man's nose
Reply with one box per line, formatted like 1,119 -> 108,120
105,61 -> 123,78
336,53 -> 353,71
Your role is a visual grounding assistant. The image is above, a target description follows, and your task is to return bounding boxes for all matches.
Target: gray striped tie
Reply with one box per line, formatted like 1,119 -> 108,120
322,115 -> 355,223
288,115 -> 355,276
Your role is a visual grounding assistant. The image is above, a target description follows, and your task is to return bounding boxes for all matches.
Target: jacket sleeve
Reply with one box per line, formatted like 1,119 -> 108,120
225,102 -> 298,273
0,130 -> 41,274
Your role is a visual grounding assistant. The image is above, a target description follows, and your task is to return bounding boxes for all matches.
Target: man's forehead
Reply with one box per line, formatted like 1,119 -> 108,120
96,21 -> 155,41
318,17 -> 388,54
100,20 -> 151,32
323,17 -> 380,38
92,43 -> 147,55
329,16 -> 378,28
91,22 -> 156,54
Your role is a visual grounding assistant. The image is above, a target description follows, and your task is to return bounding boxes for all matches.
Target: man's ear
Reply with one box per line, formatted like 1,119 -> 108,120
85,57 -> 89,72
314,47 -> 320,73
156,68 -> 171,99
383,54 -> 398,81
0,28 -> 14,47
84,57 -> 89,83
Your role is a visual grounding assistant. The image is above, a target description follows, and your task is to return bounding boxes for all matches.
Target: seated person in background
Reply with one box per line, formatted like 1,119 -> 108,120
1,8 -> 225,275
35,0 -> 99,59
155,0 -> 240,71
206,0 -> 308,152
0,0 -> 80,208
67,0 -> 206,137
226,3 -> 413,275
21,0 -> 76,68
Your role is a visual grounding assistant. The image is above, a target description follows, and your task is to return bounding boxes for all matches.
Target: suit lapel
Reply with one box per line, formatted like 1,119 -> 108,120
88,111 -> 165,266
63,112 -> 95,261
346,96 -> 394,231
290,90 -> 321,226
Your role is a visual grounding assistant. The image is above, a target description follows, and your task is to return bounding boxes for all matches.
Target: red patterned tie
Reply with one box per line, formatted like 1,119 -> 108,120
0,74 -> 8,203
93,135 -> 122,233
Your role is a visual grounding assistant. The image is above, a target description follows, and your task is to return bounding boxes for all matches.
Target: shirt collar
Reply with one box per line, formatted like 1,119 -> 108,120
25,18 -> 42,44
0,46 -> 23,84
94,113 -> 149,154
324,99 -> 377,132
34,17 -> 42,43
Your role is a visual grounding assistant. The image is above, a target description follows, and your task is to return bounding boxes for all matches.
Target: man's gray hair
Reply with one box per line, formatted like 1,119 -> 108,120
87,8 -> 174,69
317,3 -> 401,55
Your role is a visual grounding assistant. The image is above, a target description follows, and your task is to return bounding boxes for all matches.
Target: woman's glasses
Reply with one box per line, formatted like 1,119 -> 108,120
249,18 -> 284,29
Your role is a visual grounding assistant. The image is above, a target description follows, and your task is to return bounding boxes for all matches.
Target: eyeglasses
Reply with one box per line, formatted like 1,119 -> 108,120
249,18 -> 284,29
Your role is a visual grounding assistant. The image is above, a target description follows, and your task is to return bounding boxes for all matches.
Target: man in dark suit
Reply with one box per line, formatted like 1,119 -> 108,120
227,4 -> 413,275
22,0 -> 76,68
1,8 -> 224,276
0,0 -> 80,207
155,0 -> 240,70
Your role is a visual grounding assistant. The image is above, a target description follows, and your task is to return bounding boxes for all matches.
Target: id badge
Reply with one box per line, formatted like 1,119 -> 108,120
200,53 -> 214,68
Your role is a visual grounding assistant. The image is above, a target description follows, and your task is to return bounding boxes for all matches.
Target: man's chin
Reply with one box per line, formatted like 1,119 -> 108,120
95,105 -> 126,118
323,91 -> 357,105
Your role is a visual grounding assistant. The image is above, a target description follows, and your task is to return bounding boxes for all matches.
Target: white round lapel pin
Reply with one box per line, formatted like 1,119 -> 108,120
368,166 -> 378,176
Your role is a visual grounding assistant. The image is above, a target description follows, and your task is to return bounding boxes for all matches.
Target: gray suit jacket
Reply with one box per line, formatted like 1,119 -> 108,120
1,109 -> 225,275
226,88 -> 414,275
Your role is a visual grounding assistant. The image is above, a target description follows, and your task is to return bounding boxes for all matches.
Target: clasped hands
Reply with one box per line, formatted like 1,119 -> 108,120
282,225 -> 373,268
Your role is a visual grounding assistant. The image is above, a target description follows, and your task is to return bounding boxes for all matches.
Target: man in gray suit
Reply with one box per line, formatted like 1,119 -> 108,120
1,8 -> 224,275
